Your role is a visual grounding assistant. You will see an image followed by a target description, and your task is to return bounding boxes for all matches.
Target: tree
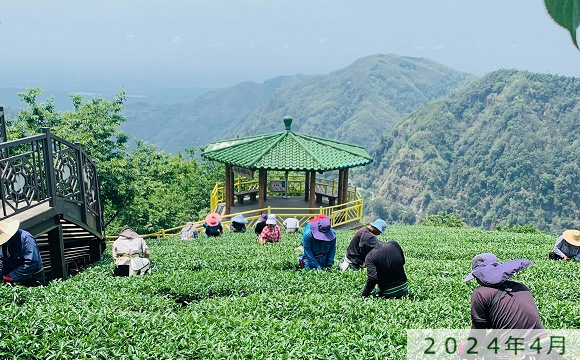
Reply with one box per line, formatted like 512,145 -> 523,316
54,92 -> 133,229
14,88 -> 225,235
17,88 -> 60,134
108,142 -> 223,234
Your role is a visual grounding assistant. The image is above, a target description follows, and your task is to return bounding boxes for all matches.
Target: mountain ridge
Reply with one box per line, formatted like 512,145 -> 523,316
122,54 -> 474,152
361,69 -> 579,233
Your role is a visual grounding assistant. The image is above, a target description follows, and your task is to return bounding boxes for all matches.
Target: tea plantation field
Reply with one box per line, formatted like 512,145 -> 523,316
1,226 -> 579,359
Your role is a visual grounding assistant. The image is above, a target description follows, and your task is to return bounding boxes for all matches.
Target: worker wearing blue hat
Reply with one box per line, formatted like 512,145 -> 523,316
338,219 -> 387,271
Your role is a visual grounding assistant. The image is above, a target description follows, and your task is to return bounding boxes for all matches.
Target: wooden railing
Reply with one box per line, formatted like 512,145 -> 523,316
0,128 -> 103,236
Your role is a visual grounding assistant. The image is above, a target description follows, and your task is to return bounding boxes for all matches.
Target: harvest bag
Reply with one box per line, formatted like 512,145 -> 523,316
130,257 -> 151,276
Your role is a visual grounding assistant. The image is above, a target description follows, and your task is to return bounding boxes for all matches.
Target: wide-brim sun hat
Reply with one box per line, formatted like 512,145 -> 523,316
259,213 -> 268,222
231,214 -> 248,224
0,219 -> 20,246
266,214 -> 277,225
562,229 -> 580,246
311,218 -> 336,241
205,213 -> 222,227
464,252 -> 531,286
370,219 -> 387,234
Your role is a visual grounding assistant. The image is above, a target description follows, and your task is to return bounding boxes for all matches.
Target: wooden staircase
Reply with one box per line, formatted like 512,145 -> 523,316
0,113 -> 105,281
35,219 -> 104,277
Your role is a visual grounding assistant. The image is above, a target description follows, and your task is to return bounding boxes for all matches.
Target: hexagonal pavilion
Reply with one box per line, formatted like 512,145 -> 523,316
202,117 -> 372,215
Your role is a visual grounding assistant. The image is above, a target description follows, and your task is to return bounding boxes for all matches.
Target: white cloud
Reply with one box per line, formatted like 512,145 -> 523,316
172,36 -> 183,44
431,44 -> 444,51
283,43 -> 290,48
125,34 -> 135,41
414,45 -> 425,50
319,37 -> 327,44
209,42 -> 225,48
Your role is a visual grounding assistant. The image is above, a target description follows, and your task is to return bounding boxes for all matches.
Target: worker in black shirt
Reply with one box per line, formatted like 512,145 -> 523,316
254,213 -> 267,237
361,240 -> 408,299
339,219 -> 387,271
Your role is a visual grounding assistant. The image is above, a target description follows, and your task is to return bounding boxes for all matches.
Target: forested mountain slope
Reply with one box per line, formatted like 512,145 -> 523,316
362,69 -> 579,233
122,54 -> 473,152
232,54 -> 473,146
122,75 -> 309,152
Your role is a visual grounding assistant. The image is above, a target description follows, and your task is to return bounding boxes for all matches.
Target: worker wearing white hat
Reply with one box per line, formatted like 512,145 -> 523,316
0,219 -> 45,286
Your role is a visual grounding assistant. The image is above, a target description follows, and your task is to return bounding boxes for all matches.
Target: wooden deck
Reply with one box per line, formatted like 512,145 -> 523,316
4,201 -> 52,223
229,195 -> 327,212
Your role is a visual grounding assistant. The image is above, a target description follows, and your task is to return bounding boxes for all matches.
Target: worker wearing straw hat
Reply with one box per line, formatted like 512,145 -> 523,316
203,213 -> 223,237
0,219 -> 45,287
549,229 -> 580,261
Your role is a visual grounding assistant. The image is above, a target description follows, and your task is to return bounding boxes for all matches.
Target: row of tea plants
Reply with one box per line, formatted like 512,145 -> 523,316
0,225 -> 578,359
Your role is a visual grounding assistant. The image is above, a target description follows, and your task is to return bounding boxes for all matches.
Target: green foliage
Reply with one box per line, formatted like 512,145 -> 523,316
17,88 -> 60,134
12,88 -> 223,235
108,142 -> 223,234
545,0 -> 580,49
496,223 -> 543,234
362,70 -> 580,233
0,226 -> 576,359
16,88 -> 133,230
423,213 -> 465,228
366,198 -> 417,225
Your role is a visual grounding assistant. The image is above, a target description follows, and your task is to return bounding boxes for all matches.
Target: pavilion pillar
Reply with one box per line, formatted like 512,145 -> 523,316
225,164 -> 232,214
304,171 -> 310,201
309,171 -> 316,213
230,169 -> 235,206
337,169 -> 344,205
258,169 -> 267,210
342,168 -> 350,205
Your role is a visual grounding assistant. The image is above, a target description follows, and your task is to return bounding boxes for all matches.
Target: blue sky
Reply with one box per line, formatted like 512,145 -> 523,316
1,0 -> 578,92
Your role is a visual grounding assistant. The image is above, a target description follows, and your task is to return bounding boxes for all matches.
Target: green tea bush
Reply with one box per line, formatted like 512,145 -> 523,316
496,223 -> 543,234
422,213 -> 465,228
0,226 -> 576,359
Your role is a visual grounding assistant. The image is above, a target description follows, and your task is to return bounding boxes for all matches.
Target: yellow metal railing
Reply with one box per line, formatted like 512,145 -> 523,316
209,182 -> 222,214
210,174 -> 359,212
107,184 -> 364,239
107,180 -> 363,240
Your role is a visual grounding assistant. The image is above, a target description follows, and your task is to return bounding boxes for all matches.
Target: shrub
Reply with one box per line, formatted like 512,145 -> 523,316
422,213 -> 465,227
496,223 -> 542,234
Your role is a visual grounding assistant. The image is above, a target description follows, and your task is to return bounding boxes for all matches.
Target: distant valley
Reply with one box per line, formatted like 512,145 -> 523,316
122,54 -> 473,152
3,54 -> 578,233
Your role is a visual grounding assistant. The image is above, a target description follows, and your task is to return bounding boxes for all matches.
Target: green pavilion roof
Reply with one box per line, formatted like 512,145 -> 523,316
201,119 -> 372,171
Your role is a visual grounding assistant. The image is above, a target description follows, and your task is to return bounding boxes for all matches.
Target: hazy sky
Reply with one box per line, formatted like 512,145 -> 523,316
1,0 -> 579,92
